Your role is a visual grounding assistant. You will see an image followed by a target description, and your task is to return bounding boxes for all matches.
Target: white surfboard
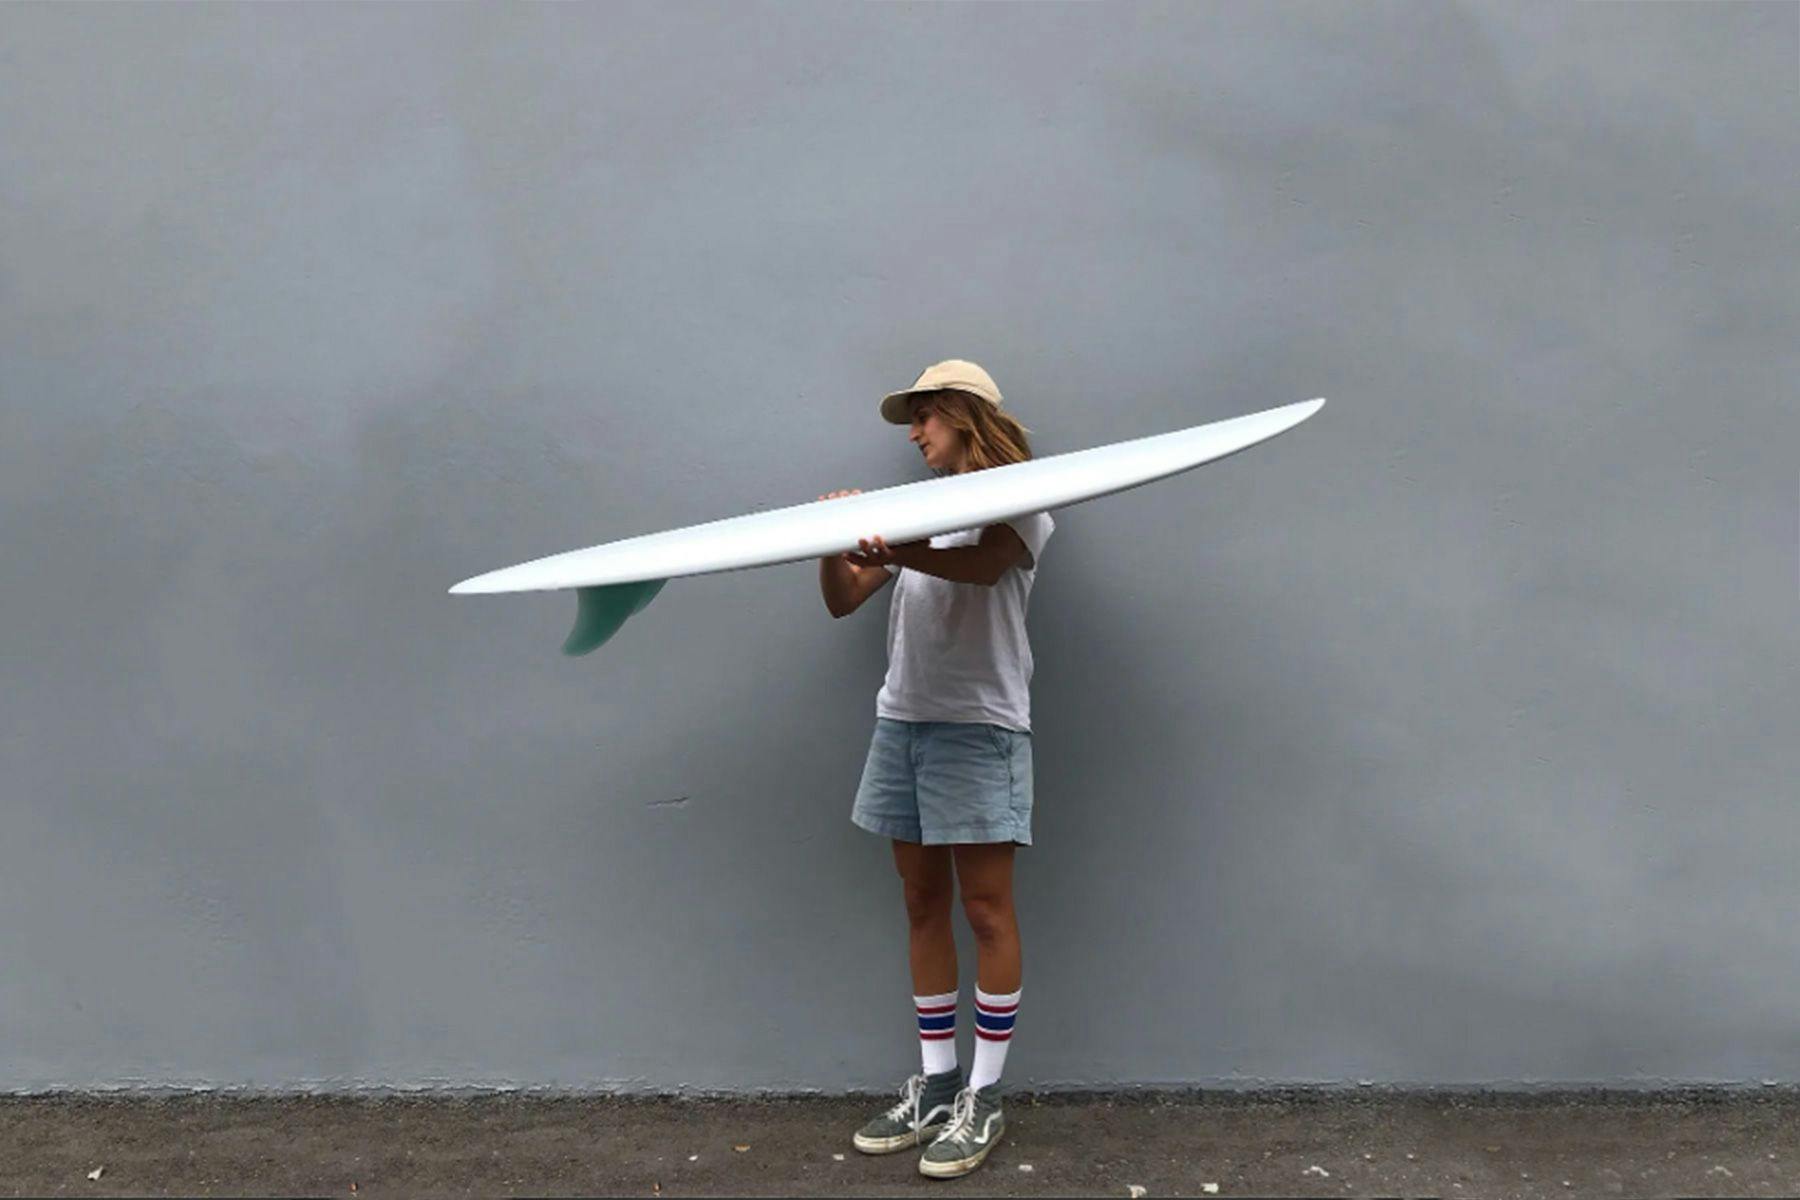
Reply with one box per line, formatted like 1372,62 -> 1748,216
451,396 -> 1324,654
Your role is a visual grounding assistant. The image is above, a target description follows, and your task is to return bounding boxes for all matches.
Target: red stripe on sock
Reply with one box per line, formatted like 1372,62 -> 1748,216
919,1030 -> 955,1040
975,1028 -> 1013,1041
975,1002 -> 1019,1015
915,1002 -> 957,1015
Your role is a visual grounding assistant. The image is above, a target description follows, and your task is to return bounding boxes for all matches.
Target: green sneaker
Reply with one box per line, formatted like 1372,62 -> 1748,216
852,1067 -> 964,1154
918,1082 -> 1005,1178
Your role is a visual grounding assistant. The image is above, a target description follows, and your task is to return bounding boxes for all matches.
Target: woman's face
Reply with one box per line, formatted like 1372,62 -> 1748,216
908,392 -> 967,474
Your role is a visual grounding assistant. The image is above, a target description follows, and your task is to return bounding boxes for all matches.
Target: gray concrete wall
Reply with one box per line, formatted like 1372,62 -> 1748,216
2,1 -> 1794,1092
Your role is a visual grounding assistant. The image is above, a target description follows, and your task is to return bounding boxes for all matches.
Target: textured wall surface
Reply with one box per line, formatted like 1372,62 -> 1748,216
2,1 -> 1795,1091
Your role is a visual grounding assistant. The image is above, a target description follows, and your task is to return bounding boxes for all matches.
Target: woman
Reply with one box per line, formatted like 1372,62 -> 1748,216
816,359 -> 1053,1180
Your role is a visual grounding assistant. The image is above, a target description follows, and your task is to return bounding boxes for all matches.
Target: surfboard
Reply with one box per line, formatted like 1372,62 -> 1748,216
450,396 -> 1325,654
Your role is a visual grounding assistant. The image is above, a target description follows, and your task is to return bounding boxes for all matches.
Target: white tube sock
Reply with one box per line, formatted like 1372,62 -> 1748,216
914,989 -> 958,1076
970,985 -> 1020,1090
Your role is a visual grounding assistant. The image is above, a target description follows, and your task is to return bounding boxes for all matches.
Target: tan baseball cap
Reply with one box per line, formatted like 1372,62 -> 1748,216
879,359 -> 1004,424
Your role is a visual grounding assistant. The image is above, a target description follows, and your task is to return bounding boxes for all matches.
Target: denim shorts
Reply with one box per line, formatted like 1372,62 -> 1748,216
851,717 -> 1034,846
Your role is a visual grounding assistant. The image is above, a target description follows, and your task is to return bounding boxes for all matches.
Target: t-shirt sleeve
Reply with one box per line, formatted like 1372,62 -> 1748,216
997,511 -> 1053,572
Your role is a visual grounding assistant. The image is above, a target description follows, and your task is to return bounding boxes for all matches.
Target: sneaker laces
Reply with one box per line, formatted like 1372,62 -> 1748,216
936,1086 -> 978,1143
884,1072 -> 926,1124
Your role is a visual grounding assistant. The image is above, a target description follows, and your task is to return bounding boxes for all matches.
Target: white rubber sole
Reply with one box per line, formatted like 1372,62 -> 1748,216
918,1126 -> 1004,1178
853,1121 -> 947,1155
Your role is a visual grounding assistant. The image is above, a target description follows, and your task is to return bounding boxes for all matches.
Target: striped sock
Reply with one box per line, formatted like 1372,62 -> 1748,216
970,985 -> 1019,1089
914,989 -> 958,1076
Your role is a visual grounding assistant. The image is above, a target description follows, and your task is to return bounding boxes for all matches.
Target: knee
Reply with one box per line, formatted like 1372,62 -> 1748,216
902,880 -> 953,927
960,893 -> 1015,943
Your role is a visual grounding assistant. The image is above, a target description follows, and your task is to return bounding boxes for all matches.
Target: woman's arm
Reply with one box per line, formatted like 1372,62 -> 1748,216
848,523 -> 1027,587
891,545 -> 993,586
820,555 -> 893,617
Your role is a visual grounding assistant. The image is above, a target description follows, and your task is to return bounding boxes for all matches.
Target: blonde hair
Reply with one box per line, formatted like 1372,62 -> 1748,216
919,388 -> 1033,471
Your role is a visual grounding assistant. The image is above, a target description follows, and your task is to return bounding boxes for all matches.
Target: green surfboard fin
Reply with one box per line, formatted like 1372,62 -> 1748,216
562,579 -> 668,656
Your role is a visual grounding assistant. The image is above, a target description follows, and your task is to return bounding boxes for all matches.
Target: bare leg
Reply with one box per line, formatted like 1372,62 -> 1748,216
892,839 -> 956,994
952,843 -> 1020,993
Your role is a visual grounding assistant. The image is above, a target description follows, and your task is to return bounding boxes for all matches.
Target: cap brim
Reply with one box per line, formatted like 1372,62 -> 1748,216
880,388 -> 931,424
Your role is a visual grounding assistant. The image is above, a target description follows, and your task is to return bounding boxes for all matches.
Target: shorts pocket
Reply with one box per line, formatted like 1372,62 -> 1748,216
982,724 -> 1021,813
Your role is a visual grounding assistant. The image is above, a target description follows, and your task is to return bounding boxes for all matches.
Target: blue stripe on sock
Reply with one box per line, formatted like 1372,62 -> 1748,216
917,1013 -> 956,1032
975,1011 -> 1016,1032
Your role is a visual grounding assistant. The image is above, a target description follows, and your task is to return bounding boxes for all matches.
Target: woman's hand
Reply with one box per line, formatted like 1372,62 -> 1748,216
818,489 -> 875,568
845,535 -> 897,568
816,490 -> 918,569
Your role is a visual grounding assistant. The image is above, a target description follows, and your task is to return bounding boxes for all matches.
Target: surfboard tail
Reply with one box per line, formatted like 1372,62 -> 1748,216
562,578 -> 668,656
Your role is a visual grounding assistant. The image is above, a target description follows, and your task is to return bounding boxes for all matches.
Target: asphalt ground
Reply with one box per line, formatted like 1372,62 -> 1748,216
3,1089 -> 1797,1197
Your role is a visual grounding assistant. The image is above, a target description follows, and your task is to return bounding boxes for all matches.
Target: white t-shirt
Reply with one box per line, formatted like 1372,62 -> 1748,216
874,510 -> 1055,734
